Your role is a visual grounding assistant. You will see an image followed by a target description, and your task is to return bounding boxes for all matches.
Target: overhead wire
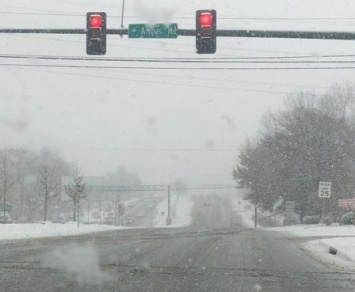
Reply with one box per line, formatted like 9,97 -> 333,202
2,63 -> 355,70
104,185 -> 237,191
2,53 -> 355,63
1,56 -> 325,92
11,67 -> 292,95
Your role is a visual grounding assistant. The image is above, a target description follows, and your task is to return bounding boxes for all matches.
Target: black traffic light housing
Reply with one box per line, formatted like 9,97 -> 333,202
196,9 -> 217,54
86,12 -> 107,55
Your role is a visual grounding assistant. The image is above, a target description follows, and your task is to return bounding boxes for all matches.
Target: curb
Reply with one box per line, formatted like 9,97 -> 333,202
317,240 -> 354,262
329,246 -> 337,255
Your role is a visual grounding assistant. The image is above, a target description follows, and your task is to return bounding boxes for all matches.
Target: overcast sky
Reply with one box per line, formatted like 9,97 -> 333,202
1,0 -> 355,187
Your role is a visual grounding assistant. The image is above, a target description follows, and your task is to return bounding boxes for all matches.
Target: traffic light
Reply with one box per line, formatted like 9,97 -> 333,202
196,9 -> 216,54
86,12 -> 107,55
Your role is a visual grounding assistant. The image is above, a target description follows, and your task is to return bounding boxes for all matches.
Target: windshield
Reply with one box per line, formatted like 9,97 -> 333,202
1,1 -> 355,291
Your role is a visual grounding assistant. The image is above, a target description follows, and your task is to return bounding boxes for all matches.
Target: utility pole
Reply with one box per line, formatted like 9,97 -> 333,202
87,197 -> 90,224
77,199 -> 80,228
166,185 -> 172,226
120,0 -> 126,38
99,193 -> 102,224
3,167 -> 6,224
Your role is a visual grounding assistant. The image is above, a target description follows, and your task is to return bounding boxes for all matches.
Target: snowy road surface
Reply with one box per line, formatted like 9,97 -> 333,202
1,195 -> 355,291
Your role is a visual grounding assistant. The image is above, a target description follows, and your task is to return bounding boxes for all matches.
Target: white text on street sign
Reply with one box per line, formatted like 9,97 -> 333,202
128,23 -> 178,39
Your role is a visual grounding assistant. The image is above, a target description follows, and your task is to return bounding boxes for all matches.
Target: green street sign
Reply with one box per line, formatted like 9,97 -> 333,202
128,23 -> 178,39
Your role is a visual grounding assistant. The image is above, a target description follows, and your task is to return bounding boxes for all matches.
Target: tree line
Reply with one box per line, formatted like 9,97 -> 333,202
0,146 -> 142,223
0,147 -> 89,223
233,85 -> 355,218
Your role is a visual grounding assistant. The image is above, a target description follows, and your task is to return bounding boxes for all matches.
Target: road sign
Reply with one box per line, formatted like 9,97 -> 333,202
318,181 -> 331,198
128,23 -> 178,38
285,201 -> 295,208
285,201 -> 295,219
338,199 -> 355,209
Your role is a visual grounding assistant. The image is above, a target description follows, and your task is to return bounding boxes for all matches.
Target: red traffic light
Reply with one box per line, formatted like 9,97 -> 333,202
199,13 -> 213,26
87,12 -> 107,55
89,15 -> 103,28
196,10 -> 217,54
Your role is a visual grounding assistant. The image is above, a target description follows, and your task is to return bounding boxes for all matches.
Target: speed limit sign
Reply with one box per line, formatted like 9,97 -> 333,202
318,181 -> 331,198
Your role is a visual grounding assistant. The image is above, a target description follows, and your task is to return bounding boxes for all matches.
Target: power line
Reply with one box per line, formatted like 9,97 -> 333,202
14,64 -> 322,93
2,63 -> 355,70
40,146 -> 242,152
100,185 -> 237,192
12,67 -> 291,95
3,54 -> 355,63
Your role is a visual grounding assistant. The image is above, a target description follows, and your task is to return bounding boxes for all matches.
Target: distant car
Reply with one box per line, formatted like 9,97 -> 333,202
147,204 -> 153,209
52,218 -> 66,224
137,212 -> 144,217
302,215 -> 320,225
128,202 -> 135,207
104,215 -> 115,225
123,218 -> 133,225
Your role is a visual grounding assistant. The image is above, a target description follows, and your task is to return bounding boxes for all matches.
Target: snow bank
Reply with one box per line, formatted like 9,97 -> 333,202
317,238 -> 355,262
267,224 -> 355,237
268,224 -> 355,266
0,222 -> 128,241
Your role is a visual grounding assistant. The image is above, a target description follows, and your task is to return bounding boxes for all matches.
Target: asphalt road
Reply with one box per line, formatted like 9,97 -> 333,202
122,198 -> 162,228
1,195 -> 355,291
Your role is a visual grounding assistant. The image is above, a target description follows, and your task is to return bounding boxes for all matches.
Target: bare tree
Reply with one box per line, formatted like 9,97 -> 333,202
64,167 -> 87,222
37,149 -> 63,222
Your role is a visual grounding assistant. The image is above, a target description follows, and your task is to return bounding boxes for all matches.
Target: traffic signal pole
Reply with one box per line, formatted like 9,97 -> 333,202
1,28 -> 355,41
2,9 -> 355,55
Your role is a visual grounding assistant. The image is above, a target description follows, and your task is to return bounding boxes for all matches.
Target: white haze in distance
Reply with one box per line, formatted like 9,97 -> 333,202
133,0 -> 178,23
43,243 -> 111,286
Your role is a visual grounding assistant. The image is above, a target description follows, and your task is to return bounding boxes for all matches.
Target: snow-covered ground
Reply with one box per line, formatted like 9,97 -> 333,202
318,238 -> 355,261
232,191 -> 355,269
153,194 -> 194,228
0,222 -> 128,242
0,195 -> 194,242
268,224 -> 355,269
268,224 -> 355,237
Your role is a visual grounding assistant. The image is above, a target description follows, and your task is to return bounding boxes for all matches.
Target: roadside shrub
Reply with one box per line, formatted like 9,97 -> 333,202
340,212 -> 354,225
322,212 -> 339,226
284,213 -> 300,226
302,215 -> 320,225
